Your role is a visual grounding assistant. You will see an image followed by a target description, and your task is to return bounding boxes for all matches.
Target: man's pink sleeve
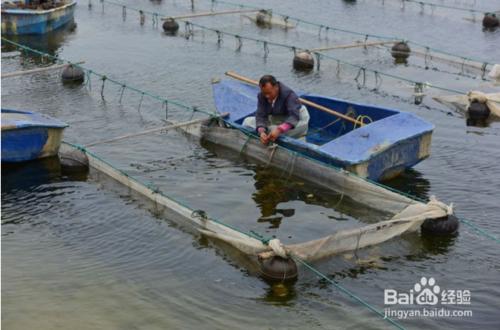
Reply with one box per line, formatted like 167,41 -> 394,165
277,122 -> 293,133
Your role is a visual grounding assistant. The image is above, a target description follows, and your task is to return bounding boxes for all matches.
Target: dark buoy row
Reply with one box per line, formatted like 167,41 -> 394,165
468,100 -> 491,121
162,18 -> 179,35
421,215 -> 459,235
483,13 -> 499,29
293,51 -> 314,71
258,256 -> 298,282
61,65 -> 85,84
391,41 -> 411,64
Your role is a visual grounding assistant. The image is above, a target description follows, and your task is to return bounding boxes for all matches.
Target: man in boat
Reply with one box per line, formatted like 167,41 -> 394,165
243,75 -> 310,145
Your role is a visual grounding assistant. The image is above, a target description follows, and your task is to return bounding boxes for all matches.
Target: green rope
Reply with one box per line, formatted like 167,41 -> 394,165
459,218 -> 500,243
239,134 -> 252,156
292,255 -> 406,330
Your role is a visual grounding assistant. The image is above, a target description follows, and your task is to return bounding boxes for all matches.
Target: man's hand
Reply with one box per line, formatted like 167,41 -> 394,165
268,128 -> 281,142
260,132 -> 270,145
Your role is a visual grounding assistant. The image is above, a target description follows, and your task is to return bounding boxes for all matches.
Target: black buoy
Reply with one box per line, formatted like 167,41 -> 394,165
61,65 -> 85,84
258,256 -> 298,281
483,13 -> 499,29
293,51 -> 314,71
255,9 -> 272,27
162,18 -> 179,35
467,100 -> 491,121
421,215 -> 459,235
391,41 -> 411,64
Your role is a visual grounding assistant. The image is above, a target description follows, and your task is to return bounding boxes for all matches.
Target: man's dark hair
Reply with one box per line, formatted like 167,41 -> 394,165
259,75 -> 278,87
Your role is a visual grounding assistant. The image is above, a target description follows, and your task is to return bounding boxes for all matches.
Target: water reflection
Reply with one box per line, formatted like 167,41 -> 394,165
1,156 -> 87,194
2,156 -> 62,193
380,168 -> 431,201
1,22 -> 76,61
261,281 -> 298,305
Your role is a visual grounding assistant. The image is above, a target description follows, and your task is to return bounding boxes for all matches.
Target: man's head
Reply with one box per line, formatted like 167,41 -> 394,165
259,75 -> 279,103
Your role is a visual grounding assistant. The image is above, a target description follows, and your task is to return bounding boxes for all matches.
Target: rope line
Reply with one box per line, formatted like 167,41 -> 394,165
0,38 -> 214,118
293,256 -> 406,330
95,1 -> 469,95
207,0 -> 494,65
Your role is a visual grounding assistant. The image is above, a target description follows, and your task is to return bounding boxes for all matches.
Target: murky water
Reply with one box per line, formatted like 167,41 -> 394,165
2,0 -> 500,329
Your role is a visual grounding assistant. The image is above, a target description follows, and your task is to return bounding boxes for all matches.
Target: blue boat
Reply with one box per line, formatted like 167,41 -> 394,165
1,0 -> 76,35
212,79 -> 434,181
1,109 -> 68,163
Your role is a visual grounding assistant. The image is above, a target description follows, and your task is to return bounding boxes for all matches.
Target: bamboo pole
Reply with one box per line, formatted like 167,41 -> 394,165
408,49 -> 489,72
378,44 -> 490,72
162,9 -> 259,21
308,40 -> 398,53
1,61 -> 85,79
85,114 -> 228,147
224,71 -> 365,127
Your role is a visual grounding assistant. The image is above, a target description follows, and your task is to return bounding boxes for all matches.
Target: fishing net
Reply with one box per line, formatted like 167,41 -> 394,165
60,120 -> 453,263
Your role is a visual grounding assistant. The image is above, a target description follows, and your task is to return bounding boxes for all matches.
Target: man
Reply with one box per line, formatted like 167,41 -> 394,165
242,75 -> 310,145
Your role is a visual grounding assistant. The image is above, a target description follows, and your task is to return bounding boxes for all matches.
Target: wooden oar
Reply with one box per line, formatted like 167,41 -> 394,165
225,71 -> 365,127
308,40 -> 397,52
162,9 -> 259,20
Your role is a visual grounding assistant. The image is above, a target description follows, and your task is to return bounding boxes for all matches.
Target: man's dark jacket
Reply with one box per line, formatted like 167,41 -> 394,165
255,82 -> 301,131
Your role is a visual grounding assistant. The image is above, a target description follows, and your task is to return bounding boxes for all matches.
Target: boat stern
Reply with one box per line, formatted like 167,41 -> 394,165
318,112 -> 434,181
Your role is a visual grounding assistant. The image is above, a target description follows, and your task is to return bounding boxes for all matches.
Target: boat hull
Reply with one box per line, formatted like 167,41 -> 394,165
2,126 -> 65,162
1,1 -> 76,35
1,109 -> 68,163
347,131 -> 432,181
212,79 -> 434,181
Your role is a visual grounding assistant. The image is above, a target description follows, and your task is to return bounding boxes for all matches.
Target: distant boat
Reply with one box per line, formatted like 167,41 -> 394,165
1,109 -> 68,163
210,79 -> 434,181
1,0 -> 76,35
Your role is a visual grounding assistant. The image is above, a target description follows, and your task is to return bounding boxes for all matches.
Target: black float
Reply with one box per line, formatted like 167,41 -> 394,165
258,256 -> 298,282
421,215 -> 459,235
391,41 -> 411,64
293,51 -> 314,71
61,65 -> 85,84
162,18 -> 179,35
482,13 -> 499,29
467,100 -> 491,121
